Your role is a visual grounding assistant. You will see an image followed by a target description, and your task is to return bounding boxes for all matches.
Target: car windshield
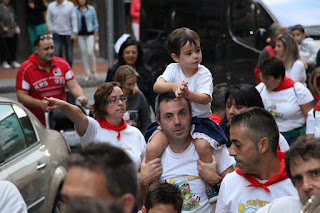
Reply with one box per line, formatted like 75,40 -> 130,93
261,0 -> 320,35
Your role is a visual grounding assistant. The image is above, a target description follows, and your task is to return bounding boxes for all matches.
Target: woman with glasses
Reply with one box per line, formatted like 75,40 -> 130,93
45,82 -> 146,171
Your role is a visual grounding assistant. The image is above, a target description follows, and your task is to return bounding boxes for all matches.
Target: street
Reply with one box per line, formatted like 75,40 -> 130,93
0,86 -> 98,106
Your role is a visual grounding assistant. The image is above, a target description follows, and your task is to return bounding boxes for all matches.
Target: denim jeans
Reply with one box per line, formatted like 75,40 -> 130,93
53,33 -> 73,67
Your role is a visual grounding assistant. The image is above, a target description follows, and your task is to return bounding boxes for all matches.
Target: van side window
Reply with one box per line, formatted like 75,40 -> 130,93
229,0 -> 273,50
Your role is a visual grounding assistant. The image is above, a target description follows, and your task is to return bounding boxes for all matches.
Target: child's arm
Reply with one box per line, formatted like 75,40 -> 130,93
179,82 -> 211,104
154,78 -> 184,96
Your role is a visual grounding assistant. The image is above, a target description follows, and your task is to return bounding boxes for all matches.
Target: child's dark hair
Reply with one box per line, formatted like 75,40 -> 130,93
291,24 -> 305,33
165,27 -> 200,55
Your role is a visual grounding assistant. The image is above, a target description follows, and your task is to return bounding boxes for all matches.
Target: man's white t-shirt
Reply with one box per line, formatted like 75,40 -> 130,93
215,171 -> 298,213
257,196 -> 302,213
80,116 -> 146,171
0,181 -> 27,213
306,108 -> 320,138
160,142 -> 235,213
256,82 -> 313,132
159,63 -> 213,118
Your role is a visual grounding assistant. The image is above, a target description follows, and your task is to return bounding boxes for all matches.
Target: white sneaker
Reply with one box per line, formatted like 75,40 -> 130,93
12,62 -> 20,68
92,72 -> 98,79
84,75 -> 90,81
2,63 -> 11,69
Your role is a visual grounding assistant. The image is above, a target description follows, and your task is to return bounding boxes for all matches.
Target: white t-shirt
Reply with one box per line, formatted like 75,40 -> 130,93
285,60 -> 306,85
257,196 -> 302,213
80,116 -> 146,171
279,133 -> 289,152
306,108 -> 320,138
0,181 -> 27,213
159,63 -> 213,118
215,171 -> 298,213
299,38 -> 319,65
256,82 -> 313,132
160,142 -> 235,213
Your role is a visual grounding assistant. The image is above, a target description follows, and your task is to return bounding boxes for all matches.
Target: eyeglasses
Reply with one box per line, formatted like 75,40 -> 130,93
39,34 -> 53,40
107,96 -> 127,104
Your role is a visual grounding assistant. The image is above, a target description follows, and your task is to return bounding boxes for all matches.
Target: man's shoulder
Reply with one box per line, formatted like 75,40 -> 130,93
17,59 -> 37,73
257,196 -> 301,213
52,56 -> 71,67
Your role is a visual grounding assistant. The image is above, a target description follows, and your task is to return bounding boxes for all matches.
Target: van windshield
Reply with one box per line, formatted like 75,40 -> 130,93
262,0 -> 320,35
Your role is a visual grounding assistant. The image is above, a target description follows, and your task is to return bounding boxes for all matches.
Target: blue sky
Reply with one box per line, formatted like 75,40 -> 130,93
262,0 -> 320,27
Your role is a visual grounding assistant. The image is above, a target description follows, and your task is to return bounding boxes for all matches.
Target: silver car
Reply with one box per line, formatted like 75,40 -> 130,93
0,97 -> 70,212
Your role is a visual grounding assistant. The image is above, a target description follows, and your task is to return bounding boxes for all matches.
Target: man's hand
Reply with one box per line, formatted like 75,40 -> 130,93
140,157 -> 162,187
197,155 -> 222,186
40,99 -> 49,110
71,34 -> 77,40
77,96 -> 88,107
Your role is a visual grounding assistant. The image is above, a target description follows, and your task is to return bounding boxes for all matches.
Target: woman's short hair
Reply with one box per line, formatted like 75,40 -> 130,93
259,57 -> 286,79
114,65 -> 140,84
90,82 -> 122,119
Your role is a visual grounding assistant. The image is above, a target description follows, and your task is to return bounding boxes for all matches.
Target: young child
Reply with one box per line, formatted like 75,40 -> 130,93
291,24 -> 319,70
145,27 -> 227,202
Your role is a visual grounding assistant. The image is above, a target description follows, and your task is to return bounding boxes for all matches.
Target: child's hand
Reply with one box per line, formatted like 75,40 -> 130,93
177,81 -> 189,98
172,83 -> 185,98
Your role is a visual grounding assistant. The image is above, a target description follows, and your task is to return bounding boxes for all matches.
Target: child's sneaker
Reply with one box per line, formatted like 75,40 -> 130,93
206,188 -> 218,204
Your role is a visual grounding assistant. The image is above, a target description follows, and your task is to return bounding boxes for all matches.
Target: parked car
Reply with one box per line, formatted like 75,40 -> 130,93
140,0 -> 320,84
0,97 -> 70,212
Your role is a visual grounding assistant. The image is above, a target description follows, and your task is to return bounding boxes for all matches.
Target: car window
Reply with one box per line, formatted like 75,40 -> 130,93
229,0 -> 273,50
0,105 -> 28,161
12,105 -> 37,145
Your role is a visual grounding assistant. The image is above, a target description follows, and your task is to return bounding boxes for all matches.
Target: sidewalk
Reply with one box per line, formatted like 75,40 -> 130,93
0,55 -> 109,94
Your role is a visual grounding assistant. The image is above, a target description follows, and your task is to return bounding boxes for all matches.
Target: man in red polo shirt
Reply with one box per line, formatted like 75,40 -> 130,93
16,34 -> 87,125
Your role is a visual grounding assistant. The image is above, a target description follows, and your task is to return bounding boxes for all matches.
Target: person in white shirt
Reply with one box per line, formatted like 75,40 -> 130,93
275,33 -> 306,85
0,180 -> 27,213
291,24 -> 319,71
257,137 -> 320,213
46,0 -> 78,66
256,57 -> 314,145
216,108 -> 298,213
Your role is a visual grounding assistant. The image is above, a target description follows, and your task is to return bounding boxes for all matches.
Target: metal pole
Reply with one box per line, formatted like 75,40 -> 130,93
106,0 -> 114,67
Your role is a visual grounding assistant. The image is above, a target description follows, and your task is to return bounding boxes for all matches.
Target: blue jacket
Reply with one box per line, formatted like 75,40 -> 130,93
75,5 -> 99,33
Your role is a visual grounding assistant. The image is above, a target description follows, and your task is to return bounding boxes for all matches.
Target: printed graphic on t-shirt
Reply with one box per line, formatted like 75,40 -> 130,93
237,199 -> 270,213
167,176 -> 201,211
264,101 -> 284,121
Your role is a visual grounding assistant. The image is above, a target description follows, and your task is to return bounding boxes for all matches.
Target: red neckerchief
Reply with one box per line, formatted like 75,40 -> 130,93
314,94 -> 320,101
316,100 -> 320,112
235,161 -> 288,193
209,114 -> 223,124
273,76 -> 295,91
96,118 -> 127,139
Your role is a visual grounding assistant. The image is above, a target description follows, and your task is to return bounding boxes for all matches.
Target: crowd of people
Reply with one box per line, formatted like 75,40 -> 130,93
2,0 -> 320,212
